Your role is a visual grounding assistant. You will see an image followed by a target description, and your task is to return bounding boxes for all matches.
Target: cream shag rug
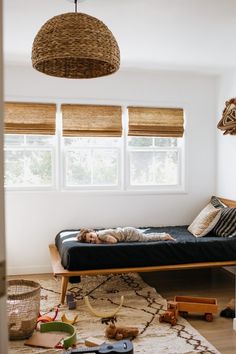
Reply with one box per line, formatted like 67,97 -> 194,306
9,273 -> 220,354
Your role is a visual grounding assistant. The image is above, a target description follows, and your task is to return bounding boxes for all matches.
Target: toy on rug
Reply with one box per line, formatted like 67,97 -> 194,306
174,295 -> 218,322
84,295 -> 124,318
60,340 -> 134,354
61,313 -> 79,325
66,293 -> 77,310
220,299 -> 235,318
85,337 -> 105,347
105,323 -> 139,340
159,301 -> 178,326
40,321 -> 76,349
159,296 -> 218,325
37,306 -> 59,325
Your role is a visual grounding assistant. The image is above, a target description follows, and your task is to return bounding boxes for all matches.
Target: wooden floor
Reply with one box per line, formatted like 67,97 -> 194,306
141,268 -> 236,354
9,268 -> 236,353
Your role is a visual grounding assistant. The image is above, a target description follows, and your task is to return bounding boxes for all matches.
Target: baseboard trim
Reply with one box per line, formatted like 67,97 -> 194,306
7,265 -> 52,275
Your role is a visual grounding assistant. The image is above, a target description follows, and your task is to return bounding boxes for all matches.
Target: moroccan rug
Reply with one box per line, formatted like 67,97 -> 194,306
9,273 -> 220,354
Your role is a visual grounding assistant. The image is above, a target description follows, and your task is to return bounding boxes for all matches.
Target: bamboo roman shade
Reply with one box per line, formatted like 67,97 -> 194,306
4,102 -> 56,135
61,104 -> 122,137
128,107 -> 184,137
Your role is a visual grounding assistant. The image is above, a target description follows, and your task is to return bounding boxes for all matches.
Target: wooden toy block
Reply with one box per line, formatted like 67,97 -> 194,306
85,337 -> 105,347
68,300 -> 77,310
66,294 -> 74,304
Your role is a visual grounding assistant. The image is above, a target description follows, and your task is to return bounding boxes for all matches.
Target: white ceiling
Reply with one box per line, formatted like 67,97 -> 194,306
3,0 -> 236,74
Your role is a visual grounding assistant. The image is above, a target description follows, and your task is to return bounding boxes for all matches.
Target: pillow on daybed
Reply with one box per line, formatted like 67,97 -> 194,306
188,202 -> 222,237
210,196 -> 236,237
213,207 -> 236,237
210,195 -> 226,209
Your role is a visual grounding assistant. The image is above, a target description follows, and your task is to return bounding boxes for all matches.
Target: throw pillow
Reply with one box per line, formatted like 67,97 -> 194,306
213,207 -> 236,237
210,196 -> 226,209
188,203 -> 222,237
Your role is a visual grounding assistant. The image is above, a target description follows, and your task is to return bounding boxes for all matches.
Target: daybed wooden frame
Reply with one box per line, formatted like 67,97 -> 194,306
49,197 -> 236,304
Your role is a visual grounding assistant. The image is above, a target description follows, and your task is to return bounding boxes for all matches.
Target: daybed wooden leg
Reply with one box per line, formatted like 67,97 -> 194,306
61,276 -> 69,304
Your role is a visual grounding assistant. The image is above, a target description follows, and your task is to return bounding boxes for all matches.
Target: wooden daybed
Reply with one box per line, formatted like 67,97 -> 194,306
49,197 -> 236,304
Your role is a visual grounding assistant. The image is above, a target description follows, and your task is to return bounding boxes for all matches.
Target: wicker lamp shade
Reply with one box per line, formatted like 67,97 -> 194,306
32,12 -> 120,79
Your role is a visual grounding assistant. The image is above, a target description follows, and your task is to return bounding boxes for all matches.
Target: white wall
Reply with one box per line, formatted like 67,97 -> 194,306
4,65 -> 217,274
216,71 -> 236,199
216,71 -> 236,276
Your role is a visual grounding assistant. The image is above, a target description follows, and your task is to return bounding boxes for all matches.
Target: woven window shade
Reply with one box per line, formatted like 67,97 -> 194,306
128,107 -> 184,137
62,104 -> 122,137
4,102 -> 56,135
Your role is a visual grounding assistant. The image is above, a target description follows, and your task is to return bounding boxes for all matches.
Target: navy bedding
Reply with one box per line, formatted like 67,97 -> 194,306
55,226 -> 236,271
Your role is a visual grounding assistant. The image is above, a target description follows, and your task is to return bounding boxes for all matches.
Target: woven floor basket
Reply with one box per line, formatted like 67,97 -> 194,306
7,279 -> 41,340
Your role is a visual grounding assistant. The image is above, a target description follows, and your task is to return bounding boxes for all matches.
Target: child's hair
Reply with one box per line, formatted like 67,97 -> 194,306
77,228 -> 95,242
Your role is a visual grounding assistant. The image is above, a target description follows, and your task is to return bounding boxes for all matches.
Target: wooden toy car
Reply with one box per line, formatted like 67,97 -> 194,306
174,295 -> 218,322
159,301 -> 178,326
159,296 -> 218,325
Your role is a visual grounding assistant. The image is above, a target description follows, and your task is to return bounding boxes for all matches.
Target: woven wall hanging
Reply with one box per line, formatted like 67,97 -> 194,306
31,0 -> 120,79
217,98 -> 236,135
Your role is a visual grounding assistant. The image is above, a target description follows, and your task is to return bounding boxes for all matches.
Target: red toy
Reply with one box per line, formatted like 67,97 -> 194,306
37,306 -> 59,325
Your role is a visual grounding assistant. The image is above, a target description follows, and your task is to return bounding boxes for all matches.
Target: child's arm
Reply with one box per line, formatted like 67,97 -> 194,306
104,235 -> 118,244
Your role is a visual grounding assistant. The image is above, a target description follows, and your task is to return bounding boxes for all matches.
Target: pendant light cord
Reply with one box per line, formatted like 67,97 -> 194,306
74,0 -> 78,13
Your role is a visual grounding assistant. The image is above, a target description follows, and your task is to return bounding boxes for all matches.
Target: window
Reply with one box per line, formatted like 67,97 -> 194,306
63,137 -> 121,188
4,103 -> 185,192
4,134 -> 56,188
4,102 -> 57,189
127,137 -> 182,189
61,104 -> 123,189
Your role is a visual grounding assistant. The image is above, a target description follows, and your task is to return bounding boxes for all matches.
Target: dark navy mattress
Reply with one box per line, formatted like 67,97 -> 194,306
55,226 -> 236,271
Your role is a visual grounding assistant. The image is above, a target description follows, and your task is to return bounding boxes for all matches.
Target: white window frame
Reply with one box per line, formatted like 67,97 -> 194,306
4,134 -> 57,191
124,136 -> 185,192
4,102 -> 186,194
62,137 -> 122,191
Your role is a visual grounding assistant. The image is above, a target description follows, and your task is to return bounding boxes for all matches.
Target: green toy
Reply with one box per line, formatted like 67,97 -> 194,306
40,321 -> 76,349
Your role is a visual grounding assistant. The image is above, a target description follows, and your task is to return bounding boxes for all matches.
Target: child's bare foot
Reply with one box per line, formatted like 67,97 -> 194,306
163,233 -> 176,241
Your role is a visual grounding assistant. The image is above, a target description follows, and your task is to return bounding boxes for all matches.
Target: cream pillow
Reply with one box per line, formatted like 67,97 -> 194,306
188,203 -> 222,237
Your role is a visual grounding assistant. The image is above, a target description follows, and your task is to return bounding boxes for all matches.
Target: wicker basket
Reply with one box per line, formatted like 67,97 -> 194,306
7,279 -> 41,340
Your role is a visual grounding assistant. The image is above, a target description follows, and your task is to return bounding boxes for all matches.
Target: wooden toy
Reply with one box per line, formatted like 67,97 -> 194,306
105,323 -> 139,340
159,296 -> 218,325
66,293 -> 74,304
85,337 -> 105,347
174,295 -> 218,322
68,300 -> 77,310
159,301 -> 178,326
84,295 -> 124,318
61,313 -> 79,325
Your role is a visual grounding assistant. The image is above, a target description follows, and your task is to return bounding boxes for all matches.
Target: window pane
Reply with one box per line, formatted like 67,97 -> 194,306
154,151 -> 178,185
64,137 -> 119,147
26,135 -> 53,146
4,135 -> 24,146
130,151 -> 154,185
4,150 -> 25,186
25,150 -> 52,185
129,150 -> 179,186
154,137 -> 177,147
5,150 -> 52,186
128,137 -> 153,147
93,150 -> 118,185
65,150 -> 91,185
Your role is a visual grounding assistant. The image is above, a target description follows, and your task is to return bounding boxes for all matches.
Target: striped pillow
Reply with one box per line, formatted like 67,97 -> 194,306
213,207 -> 236,237
210,196 -> 226,209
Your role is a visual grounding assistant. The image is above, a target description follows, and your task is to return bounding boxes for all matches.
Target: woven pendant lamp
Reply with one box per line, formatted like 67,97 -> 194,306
31,0 -> 120,79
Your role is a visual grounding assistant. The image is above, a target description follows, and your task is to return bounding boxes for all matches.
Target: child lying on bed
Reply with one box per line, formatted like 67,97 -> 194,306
77,226 -> 175,244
